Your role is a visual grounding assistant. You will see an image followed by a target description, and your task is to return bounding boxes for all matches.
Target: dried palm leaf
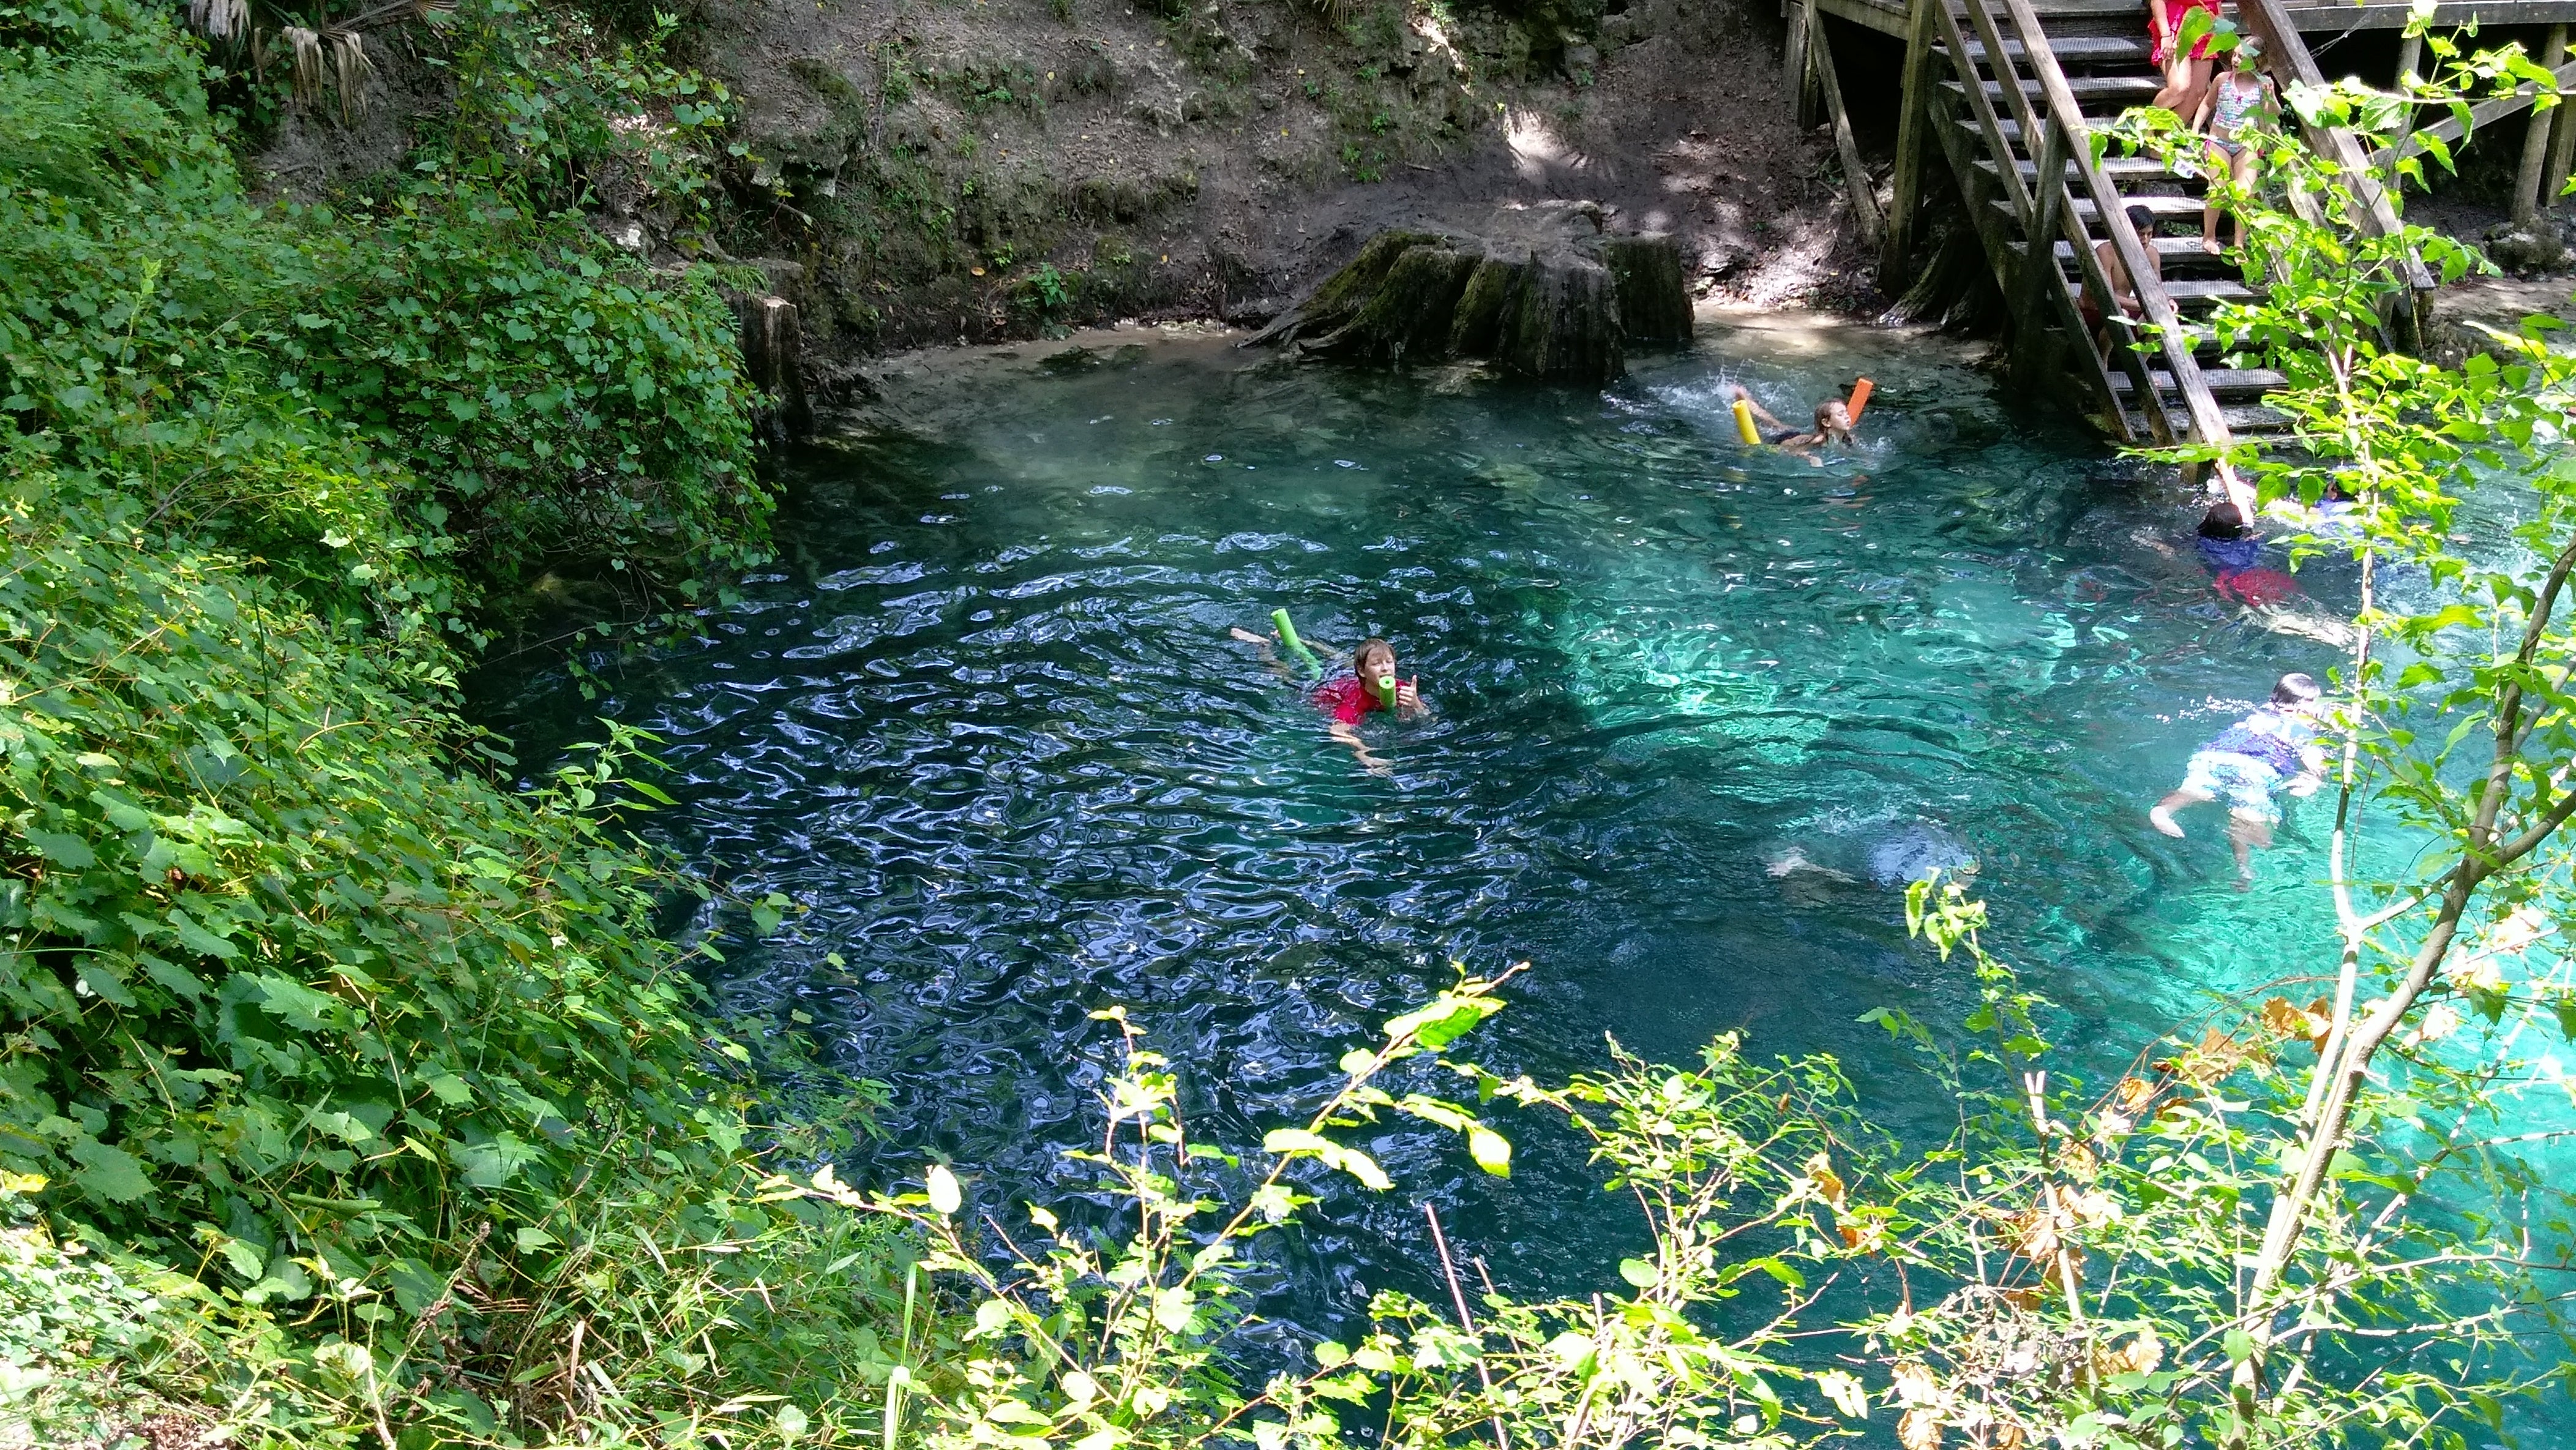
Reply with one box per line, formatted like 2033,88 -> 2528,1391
187,0 -> 248,41
280,24 -> 324,110
327,29 -> 376,121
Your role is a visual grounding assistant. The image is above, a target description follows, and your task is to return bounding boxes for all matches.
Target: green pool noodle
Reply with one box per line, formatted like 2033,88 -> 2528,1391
1271,608 -> 1324,676
1373,674 -> 1399,710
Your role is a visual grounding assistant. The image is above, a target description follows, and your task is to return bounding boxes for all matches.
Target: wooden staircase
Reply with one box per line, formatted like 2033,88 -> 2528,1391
1883,0 -> 2424,450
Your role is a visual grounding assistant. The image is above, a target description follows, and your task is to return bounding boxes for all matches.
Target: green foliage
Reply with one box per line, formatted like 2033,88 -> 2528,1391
0,0 -> 930,1444
1,0 -> 768,622
0,449 -> 916,1444
793,978 -> 1888,1450
1844,884 -> 2573,1449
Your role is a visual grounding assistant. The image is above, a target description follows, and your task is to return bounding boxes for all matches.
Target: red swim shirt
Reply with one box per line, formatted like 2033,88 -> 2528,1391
2216,566 -> 2300,606
1313,676 -> 1391,726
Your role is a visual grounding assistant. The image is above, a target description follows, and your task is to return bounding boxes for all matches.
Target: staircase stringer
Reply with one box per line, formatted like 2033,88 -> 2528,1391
1919,0 -> 2141,438
2000,0 -> 2236,453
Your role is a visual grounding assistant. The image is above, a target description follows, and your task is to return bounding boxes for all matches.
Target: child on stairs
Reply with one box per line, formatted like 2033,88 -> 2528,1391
2147,0 -> 2223,121
2193,43 -> 2277,254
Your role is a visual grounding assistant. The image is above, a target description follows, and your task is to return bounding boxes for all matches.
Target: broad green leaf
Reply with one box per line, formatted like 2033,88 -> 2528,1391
24,829 -> 95,868
69,1139 -> 151,1202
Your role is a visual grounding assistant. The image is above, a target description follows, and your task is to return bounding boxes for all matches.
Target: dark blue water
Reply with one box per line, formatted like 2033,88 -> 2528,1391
475,319 -> 2369,1337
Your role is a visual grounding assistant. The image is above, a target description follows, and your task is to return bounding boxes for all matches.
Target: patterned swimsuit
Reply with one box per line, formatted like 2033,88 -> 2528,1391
2208,75 -> 2262,155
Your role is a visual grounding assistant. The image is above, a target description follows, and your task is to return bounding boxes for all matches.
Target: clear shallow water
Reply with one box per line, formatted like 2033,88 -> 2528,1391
474,320 -> 2373,1336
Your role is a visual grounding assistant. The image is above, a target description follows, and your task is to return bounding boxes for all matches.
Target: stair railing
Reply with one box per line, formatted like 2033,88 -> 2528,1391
2002,0 -> 2236,448
1928,0 -> 2035,227
2237,0 -> 2434,349
1935,0 -> 2157,440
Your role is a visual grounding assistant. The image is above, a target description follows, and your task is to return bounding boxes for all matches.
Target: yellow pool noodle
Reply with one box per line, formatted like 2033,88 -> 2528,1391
1732,397 -> 1762,446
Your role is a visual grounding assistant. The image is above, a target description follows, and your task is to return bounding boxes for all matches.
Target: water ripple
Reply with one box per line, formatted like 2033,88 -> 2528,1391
477,329 -> 2350,1334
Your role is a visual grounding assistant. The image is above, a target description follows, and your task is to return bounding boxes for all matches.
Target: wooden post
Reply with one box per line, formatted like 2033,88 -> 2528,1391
1808,2 -> 1885,250
1881,0 -> 1942,290
2552,55 -> 2576,213
2512,24 -> 2567,227
2390,31 -> 2422,192
2010,116 -> 2072,389
1786,0 -> 1818,130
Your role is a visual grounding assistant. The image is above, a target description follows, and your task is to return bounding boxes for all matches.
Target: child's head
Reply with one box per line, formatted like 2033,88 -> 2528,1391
1354,637 -> 1398,683
1816,399 -> 1854,441
2272,672 -> 2323,710
2198,501 -> 2250,539
2125,204 -> 2156,239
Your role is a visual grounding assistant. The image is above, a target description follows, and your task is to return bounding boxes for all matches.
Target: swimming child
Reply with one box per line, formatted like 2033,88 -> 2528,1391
1230,626 -> 1423,772
2196,501 -> 2299,606
1725,383 -> 1858,456
2195,500 -> 2262,569
2149,672 -> 2329,885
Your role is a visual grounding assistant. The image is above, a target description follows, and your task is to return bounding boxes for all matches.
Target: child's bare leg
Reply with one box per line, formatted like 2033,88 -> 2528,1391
2151,787 -> 2211,837
2152,54 -> 2189,112
2230,148 -> 2256,247
2225,811 -> 2272,883
1230,626 -> 1299,681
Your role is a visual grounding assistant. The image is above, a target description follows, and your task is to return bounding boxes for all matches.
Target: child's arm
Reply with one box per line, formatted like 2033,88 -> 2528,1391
1327,719 -> 1390,774
1230,625 -> 1296,681
1727,384 -> 1789,432
2213,458 -> 2256,518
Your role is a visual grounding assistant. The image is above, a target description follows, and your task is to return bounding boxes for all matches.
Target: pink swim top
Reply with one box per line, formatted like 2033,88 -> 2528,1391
1313,676 -> 1391,726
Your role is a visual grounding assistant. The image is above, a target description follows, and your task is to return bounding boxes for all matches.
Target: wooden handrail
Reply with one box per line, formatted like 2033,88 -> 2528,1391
2001,0 -> 2235,447
2238,0 -> 2435,302
1931,0 -> 2037,225
2385,54 -> 2576,167
1957,0 -> 2050,200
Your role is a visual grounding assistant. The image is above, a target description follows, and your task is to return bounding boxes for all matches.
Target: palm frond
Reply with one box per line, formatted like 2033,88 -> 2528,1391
327,29 -> 375,122
280,24 -> 324,110
186,0 -> 248,41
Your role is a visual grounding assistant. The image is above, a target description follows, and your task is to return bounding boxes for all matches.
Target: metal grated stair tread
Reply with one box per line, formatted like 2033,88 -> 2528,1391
2106,367 -> 2290,397
1952,33 -> 2156,66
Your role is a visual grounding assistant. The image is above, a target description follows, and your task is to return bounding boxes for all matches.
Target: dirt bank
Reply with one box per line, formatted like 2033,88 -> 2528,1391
695,0 -> 1881,366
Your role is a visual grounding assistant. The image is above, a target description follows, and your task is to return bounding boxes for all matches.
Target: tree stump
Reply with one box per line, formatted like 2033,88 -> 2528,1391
1246,203 -> 1691,383
732,293 -> 814,441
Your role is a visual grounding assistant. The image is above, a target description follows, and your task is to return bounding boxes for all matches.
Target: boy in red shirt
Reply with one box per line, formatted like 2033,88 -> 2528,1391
1232,628 -> 1424,771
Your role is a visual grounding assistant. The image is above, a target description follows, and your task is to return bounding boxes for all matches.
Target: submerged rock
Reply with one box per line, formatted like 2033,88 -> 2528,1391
1245,202 -> 1690,383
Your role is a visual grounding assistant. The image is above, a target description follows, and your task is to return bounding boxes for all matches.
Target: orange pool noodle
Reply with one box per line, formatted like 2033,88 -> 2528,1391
1845,377 -> 1874,424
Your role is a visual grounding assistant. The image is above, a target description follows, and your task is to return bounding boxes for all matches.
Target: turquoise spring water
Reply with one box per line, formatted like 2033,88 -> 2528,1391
476,317 -> 2414,1349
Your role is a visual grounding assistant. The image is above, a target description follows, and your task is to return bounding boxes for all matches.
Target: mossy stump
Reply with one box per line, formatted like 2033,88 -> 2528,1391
1246,203 -> 1690,383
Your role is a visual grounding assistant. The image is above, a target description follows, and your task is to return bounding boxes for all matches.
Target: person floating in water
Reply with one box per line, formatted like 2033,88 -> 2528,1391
2149,671 -> 2329,885
2162,498 -> 2356,645
1725,382 -> 1859,456
1231,626 -> 1423,772
2195,501 -> 2297,606
1767,817 -> 1978,890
